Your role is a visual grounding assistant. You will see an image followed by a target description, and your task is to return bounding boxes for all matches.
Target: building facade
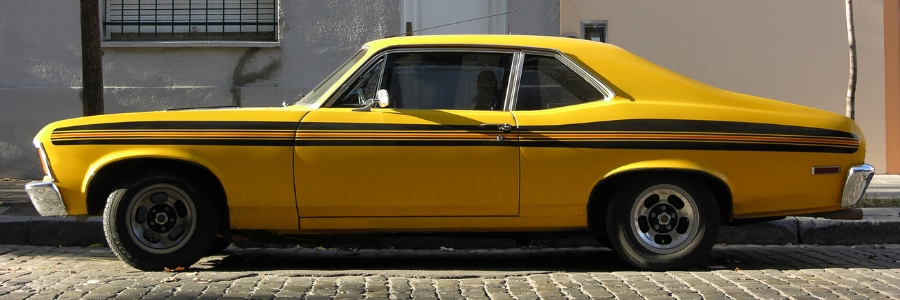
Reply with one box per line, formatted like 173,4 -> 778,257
560,0 -> 899,174
0,0 -> 895,177
0,0 -> 558,178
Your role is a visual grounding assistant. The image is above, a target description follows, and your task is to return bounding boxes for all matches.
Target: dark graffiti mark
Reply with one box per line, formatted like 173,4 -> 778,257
231,47 -> 282,107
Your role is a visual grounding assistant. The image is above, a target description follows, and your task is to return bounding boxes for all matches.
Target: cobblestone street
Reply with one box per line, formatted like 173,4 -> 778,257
0,244 -> 899,299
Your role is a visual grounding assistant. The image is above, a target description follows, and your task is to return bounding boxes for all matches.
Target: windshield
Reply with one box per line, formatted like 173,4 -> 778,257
295,48 -> 368,106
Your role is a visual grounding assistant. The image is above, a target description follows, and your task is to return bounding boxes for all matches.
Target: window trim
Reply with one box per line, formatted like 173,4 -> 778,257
507,50 -> 616,111
324,48 -> 520,111
320,46 -> 616,111
555,51 -> 616,101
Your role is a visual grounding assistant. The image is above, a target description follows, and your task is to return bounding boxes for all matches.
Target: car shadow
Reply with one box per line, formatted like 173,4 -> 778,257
195,244 -> 900,274
200,246 -> 634,273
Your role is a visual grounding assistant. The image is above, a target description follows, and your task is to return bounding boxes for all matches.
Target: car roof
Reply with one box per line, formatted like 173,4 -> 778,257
364,34 -> 623,54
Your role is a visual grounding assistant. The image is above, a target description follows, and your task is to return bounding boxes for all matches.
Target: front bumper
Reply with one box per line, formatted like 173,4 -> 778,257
24,181 -> 68,216
841,164 -> 875,207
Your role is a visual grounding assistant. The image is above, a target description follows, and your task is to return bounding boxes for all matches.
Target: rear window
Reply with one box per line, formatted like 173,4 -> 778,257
515,54 -> 606,110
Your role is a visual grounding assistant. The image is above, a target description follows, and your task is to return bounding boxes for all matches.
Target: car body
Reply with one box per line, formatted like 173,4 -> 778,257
25,35 -> 874,271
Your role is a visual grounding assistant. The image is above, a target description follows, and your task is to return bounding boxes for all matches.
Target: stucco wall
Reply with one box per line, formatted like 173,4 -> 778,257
0,0 -> 400,178
0,0 -> 84,179
509,0 -> 560,36
560,0 -> 888,173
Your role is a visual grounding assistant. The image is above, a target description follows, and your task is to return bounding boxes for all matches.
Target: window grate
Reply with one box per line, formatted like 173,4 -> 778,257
104,0 -> 277,41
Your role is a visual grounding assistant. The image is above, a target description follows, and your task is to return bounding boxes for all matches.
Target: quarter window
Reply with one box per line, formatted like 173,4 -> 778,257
333,51 -> 514,110
104,0 -> 278,42
515,55 -> 606,110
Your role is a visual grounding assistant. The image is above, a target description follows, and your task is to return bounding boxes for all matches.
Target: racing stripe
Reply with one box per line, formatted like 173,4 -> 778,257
49,120 -> 860,153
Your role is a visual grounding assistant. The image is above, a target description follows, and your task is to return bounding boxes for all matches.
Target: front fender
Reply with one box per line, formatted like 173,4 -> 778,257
82,147 -> 224,195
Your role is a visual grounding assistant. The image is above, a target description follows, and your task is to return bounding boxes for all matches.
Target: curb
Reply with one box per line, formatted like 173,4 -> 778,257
0,216 -> 107,247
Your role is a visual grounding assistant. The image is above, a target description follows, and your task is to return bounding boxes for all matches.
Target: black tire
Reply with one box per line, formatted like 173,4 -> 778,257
593,234 -> 611,248
605,177 -> 719,270
103,170 -> 219,271
207,237 -> 232,255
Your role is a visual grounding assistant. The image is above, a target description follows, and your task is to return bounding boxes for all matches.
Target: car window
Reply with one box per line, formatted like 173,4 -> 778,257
334,51 -> 513,110
515,54 -> 606,110
332,57 -> 385,108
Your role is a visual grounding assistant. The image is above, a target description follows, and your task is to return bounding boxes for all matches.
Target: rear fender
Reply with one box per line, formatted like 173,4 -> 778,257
604,159 -> 729,184
587,159 -> 734,229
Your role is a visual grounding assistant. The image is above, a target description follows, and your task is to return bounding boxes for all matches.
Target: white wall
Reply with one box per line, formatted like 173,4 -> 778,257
401,0 -> 508,35
561,0 -> 887,172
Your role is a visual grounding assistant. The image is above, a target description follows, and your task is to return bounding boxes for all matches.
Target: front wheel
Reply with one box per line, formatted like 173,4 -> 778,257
605,178 -> 719,270
103,171 -> 219,271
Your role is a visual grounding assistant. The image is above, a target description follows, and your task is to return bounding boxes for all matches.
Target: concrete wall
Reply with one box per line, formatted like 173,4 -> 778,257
0,1 -> 84,179
0,0 -> 400,179
561,0 -> 888,173
509,0 -> 560,36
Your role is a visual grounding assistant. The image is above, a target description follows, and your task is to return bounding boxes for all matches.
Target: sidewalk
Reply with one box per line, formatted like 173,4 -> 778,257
2,177 -> 899,247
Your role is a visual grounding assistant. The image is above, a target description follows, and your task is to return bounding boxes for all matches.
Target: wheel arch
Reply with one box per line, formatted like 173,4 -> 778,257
587,164 -> 733,235
85,157 -> 230,237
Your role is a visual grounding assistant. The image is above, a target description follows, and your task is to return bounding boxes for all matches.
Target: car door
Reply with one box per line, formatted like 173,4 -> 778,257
294,49 -> 519,217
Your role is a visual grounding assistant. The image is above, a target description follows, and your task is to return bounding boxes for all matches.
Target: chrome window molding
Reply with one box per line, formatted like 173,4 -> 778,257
324,48 -> 519,110
323,51 -> 390,108
507,50 -> 615,111
320,45 -> 615,111
547,51 -> 616,101
505,52 -> 524,112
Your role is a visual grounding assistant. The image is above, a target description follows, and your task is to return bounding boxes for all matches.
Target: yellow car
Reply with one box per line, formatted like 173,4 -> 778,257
25,35 -> 873,271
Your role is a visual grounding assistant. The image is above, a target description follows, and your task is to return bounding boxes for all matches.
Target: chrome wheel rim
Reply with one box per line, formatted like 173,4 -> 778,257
629,184 -> 699,254
125,184 -> 197,254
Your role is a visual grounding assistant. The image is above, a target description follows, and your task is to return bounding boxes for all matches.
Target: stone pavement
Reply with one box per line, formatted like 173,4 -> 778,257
0,244 -> 899,299
0,179 -> 31,217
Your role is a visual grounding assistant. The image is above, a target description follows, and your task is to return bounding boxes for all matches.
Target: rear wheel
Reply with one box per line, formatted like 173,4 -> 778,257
606,177 -> 719,270
103,170 -> 219,271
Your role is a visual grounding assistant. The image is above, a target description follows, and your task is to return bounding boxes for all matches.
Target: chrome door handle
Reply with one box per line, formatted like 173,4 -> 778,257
480,123 -> 513,132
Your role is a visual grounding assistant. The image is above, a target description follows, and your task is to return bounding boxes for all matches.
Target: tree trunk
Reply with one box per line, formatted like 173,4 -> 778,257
80,0 -> 104,116
845,0 -> 857,120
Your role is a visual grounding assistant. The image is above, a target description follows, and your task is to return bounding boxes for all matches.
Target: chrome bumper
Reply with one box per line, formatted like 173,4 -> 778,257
841,164 -> 875,207
24,181 -> 68,216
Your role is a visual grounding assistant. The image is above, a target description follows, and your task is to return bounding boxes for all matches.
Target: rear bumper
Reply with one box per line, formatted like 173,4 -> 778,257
841,164 -> 875,207
24,181 -> 68,216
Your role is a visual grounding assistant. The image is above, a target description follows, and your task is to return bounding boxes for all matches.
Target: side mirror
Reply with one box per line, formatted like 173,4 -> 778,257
353,89 -> 390,112
375,89 -> 389,108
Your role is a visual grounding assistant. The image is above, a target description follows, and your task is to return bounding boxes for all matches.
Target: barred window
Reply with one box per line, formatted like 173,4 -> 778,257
104,0 -> 278,42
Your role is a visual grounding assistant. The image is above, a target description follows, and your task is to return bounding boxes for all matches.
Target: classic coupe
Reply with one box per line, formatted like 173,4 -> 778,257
26,35 -> 874,271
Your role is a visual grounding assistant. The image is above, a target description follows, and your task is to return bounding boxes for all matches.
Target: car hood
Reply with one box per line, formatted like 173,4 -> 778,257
34,106 -> 312,145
